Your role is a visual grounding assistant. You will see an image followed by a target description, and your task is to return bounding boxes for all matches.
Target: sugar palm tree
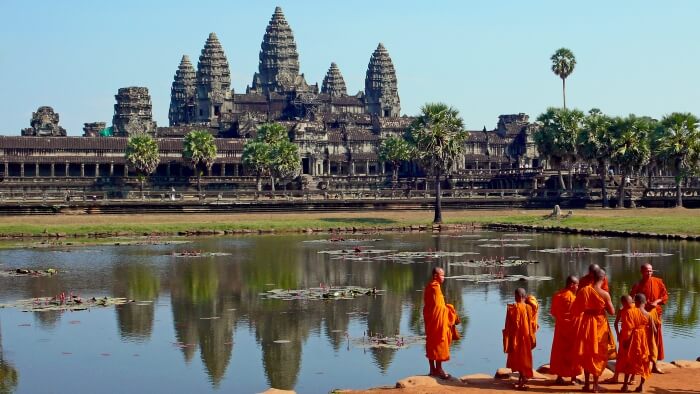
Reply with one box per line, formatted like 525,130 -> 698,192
378,136 -> 412,183
242,141 -> 273,192
535,107 -> 584,190
578,109 -> 614,207
551,48 -> 576,109
609,115 -> 653,208
125,133 -> 160,199
656,112 -> 700,207
408,103 -> 468,224
183,130 -> 217,196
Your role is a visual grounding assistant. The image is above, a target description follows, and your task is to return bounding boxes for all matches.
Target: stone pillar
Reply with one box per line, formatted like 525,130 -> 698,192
166,163 -> 171,176
365,161 -> 370,175
4,162 -> 8,176
381,161 -> 386,175
221,163 -> 225,177
124,165 -> 128,177
65,163 -> 69,177
50,163 -> 55,177
95,164 -> 100,177
80,163 -> 85,177
350,161 -> 355,175
234,164 -> 239,176
109,163 -> 114,176
20,163 -> 25,177
35,163 -> 39,177
326,159 -> 330,176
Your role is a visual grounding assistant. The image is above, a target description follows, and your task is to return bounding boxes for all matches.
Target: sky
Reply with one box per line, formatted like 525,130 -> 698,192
1,0 -> 699,136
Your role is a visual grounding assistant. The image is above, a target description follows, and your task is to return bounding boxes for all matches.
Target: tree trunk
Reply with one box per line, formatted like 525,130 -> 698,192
140,177 -> 145,200
433,173 -> 442,224
392,162 -> 398,183
617,171 -> 626,209
568,161 -> 574,191
676,175 -> 683,208
270,175 -> 275,192
256,175 -> 262,192
600,162 -> 609,208
562,78 -> 567,109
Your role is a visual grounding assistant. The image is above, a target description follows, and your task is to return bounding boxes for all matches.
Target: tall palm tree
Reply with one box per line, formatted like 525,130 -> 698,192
378,136 -> 412,183
183,130 -> 217,196
551,48 -> 576,109
125,133 -> 160,199
578,109 -> 614,207
408,103 -> 468,223
609,115 -> 654,208
656,112 -> 700,207
535,107 -> 584,190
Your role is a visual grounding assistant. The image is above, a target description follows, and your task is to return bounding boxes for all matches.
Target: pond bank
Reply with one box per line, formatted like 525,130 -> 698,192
338,359 -> 700,394
0,208 -> 699,240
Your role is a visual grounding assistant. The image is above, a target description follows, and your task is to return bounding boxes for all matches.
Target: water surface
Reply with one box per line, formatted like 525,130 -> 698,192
0,232 -> 699,393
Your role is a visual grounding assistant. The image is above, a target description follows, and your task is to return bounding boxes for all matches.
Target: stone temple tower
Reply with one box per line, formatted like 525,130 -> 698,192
321,63 -> 347,97
195,32 -> 233,125
250,7 -> 310,94
112,87 -> 157,137
169,55 -> 197,126
364,43 -> 400,117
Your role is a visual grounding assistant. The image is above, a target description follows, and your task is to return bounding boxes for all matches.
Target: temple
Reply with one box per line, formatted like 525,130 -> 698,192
0,7 -> 540,200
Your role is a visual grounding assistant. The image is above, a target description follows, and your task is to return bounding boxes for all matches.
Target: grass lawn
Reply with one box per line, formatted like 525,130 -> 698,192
0,208 -> 697,236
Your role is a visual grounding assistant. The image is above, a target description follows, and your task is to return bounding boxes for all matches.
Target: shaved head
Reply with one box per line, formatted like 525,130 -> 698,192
431,267 -> 445,284
641,263 -> 653,280
432,267 -> 444,276
515,288 -> 527,301
621,295 -> 633,306
594,268 -> 606,283
588,264 -> 601,274
634,293 -> 647,304
566,275 -> 579,287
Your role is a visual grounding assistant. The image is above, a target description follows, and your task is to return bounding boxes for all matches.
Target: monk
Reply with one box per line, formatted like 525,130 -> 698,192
423,267 -> 460,379
503,288 -> 538,390
620,293 -> 655,392
578,263 -> 610,293
607,295 -> 634,384
549,275 -> 582,385
572,268 -> 615,393
630,263 -> 668,373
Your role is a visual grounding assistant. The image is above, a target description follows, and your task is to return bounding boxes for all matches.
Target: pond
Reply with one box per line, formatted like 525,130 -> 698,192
0,232 -> 699,393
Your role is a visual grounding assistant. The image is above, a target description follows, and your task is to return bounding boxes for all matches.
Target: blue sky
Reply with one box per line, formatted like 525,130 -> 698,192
1,1 -> 698,135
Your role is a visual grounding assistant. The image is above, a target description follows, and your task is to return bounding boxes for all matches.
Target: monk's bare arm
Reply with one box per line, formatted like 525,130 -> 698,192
603,293 -> 615,315
614,310 -> 622,337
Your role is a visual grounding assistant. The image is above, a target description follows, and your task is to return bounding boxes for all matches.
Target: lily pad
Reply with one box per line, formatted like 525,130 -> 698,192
352,334 -> 426,350
303,238 -> 382,244
449,274 -> 553,283
534,247 -> 608,254
0,296 -> 132,312
273,340 -> 291,344
605,252 -> 673,258
449,259 -> 538,268
1,268 -> 58,278
477,243 -> 530,248
261,286 -> 383,301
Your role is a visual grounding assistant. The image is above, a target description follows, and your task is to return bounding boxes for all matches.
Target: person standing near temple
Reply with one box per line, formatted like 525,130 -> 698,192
572,269 -> 616,393
503,288 -> 539,390
619,293 -> 655,393
631,263 -> 668,373
423,267 -> 460,380
550,275 -> 582,385
578,263 -> 610,293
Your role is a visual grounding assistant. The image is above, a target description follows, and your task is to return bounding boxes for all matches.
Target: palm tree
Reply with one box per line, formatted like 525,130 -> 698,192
578,109 -> 614,207
242,141 -> 273,191
182,130 -> 217,196
408,103 -> 468,223
271,140 -> 301,191
550,48 -> 576,109
535,107 -> 584,190
378,136 -> 412,183
609,115 -> 653,208
125,133 -> 160,199
656,112 -> 700,208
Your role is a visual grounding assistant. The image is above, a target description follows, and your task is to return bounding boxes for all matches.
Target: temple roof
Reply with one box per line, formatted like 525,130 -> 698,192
253,7 -> 304,94
321,63 -> 347,97
365,43 -> 400,112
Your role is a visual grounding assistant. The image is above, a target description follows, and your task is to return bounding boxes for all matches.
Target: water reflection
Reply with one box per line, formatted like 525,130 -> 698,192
0,321 -> 19,393
0,232 -> 698,392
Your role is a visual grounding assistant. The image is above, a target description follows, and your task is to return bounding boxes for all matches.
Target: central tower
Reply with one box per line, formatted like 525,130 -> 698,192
250,7 -> 310,94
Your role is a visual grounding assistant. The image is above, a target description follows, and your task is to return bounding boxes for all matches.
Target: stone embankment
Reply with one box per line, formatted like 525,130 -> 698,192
338,359 -> 700,393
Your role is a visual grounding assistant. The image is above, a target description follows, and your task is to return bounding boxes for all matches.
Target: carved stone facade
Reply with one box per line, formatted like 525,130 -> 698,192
195,33 -> 233,126
321,63 -> 347,97
112,87 -> 157,137
169,55 -> 197,126
83,122 -> 107,137
364,43 -> 401,118
21,106 -> 67,137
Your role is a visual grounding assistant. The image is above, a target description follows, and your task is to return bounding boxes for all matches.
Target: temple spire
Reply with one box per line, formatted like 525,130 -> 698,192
169,55 -> 197,126
364,43 -> 400,117
321,63 -> 347,97
251,6 -> 309,94
196,32 -> 232,124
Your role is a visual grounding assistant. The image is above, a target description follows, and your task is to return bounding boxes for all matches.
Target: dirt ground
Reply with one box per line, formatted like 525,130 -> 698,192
342,363 -> 700,394
0,208 -> 698,227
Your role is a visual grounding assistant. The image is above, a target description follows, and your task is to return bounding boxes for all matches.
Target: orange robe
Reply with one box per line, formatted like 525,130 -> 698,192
631,277 -> 668,360
578,273 -> 610,293
572,286 -> 615,376
549,288 -> 582,377
423,279 -> 459,361
647,308 -> 661,362
619,307 -> 652,379
614,305 -> 634,374
503,301 -> 538,378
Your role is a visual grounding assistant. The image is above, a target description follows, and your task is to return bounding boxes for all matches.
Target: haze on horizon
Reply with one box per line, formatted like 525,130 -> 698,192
1,0 -> 698,136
